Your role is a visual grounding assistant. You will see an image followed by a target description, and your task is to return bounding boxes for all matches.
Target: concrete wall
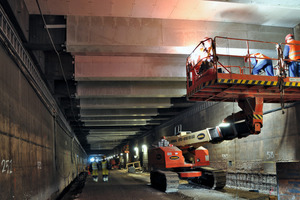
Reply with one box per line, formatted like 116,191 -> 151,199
0,39 -> 86,199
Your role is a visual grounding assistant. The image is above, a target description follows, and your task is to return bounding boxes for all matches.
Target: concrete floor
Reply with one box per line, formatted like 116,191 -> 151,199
68,170 -> 273,200
74,170 -> 191,200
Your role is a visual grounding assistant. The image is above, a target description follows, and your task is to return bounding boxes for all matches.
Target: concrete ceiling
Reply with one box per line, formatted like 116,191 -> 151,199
25,0 -> 300,27
23,0 -> 300,153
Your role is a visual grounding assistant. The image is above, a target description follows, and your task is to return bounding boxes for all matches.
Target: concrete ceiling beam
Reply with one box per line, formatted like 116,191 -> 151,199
84,121 -> 160,126
81,116 -> 153,122
90,142 -> 121,150
74,55 -> 186,81
26,0 -> 300,28
80,108 -> 158,117
87,135 -> 129,140
89,133 -> 137,137
90,144 -> 119,150
89,133 -> 138,137
89,128 -> 140,133
67,16 -> 292,55
79,98 -> 172,109
76,81 -> 186,98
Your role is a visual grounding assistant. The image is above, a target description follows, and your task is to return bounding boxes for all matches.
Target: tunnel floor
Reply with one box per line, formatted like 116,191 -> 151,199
59,170 -> 273,200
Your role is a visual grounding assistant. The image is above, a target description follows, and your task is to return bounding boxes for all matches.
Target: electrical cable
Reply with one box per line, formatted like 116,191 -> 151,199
35,0 -> 83,135
35,0 -> 85,177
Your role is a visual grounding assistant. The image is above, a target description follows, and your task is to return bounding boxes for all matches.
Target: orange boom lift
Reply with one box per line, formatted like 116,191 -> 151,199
186,36 -> 300,134
149,37 -> 300,192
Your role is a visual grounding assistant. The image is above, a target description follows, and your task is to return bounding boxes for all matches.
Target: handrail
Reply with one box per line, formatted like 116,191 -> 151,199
214,36 -> 278,45
186,36 -> 283,82
215,36 -> 281,74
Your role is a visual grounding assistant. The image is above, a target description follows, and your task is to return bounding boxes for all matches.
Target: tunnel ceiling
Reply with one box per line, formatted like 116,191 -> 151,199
20,0 -> 300,153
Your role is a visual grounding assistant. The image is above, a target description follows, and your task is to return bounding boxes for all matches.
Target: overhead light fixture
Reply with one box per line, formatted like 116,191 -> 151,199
142,145 -> 147,152
134,147 -> 139,157
44,24 -> 66,29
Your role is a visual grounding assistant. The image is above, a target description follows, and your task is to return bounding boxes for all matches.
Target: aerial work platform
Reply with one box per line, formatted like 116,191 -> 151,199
187,67 -> 300,103
186,36 -> 300,134
186,36 -> 300,103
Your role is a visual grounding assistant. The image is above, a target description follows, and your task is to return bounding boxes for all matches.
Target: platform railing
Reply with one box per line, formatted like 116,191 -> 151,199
214,36 -> 282,75
186,36 -> 285,87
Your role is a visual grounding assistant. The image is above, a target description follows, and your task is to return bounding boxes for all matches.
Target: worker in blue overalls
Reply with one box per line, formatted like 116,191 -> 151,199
245,53 -> 274,76
283,34 -> 300,77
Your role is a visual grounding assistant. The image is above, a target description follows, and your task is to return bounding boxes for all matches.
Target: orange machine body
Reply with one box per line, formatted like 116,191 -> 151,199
148,146 -> 210,179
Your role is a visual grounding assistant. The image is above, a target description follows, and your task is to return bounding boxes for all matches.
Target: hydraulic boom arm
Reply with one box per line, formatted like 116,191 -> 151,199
164,120 -> 253,149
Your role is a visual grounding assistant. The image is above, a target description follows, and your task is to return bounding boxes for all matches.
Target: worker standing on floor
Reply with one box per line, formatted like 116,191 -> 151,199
245,53 -> 274,76
101,155 -> 109,182
283,34 -> 300,77
90,159 -> 100,182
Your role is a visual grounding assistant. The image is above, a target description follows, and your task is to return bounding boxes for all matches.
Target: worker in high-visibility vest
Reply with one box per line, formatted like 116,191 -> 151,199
90,160 -> 100,182
283,34 -> 300,77
101,155 -> 109,182
245,53 -> 274,76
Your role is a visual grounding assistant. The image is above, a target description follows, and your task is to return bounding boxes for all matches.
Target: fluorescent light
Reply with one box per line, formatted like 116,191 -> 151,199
219,122 -> 230,127
142,145 -> 147,151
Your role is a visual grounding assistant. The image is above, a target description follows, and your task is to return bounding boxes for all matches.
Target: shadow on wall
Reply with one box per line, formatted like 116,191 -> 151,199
219,6 -> 267,25
275,105 -> 292,161
275,103 -> 300,161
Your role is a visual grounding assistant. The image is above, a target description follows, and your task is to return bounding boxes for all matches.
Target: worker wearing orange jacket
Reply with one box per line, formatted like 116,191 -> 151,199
245,53 -> 274,76
283,34 -> 300,77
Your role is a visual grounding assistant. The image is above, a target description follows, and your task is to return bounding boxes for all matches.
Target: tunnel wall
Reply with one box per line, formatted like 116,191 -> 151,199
0,18 -> 87,200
